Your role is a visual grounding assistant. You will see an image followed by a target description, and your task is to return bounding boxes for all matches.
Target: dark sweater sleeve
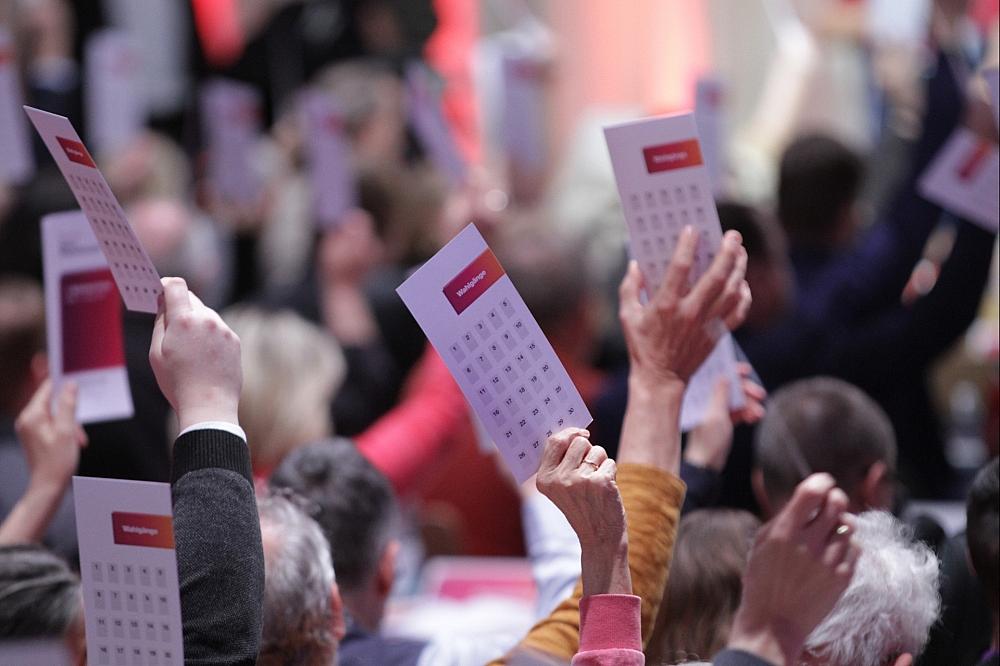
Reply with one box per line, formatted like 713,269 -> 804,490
714,649 -> 776,665
171,429 -> 264,666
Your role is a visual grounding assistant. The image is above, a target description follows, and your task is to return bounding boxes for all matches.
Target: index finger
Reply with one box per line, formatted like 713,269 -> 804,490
779,473 -> 837,530
161,277 -> 193,326
539,427 -> 590,473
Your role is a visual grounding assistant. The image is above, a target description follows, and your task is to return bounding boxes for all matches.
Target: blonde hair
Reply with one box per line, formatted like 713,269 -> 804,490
223,307 -> 346,473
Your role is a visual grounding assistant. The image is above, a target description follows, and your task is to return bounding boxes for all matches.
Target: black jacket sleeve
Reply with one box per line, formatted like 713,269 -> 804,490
171,429 -> 264,665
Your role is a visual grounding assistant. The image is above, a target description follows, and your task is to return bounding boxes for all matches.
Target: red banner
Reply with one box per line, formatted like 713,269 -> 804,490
443,249 -> 505,314
643,138 -> 703,174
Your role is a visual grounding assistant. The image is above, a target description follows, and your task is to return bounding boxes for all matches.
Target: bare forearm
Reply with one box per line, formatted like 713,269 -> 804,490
580,535 -> 631,598
617,374 -> 684,474
0,480 -> 66,545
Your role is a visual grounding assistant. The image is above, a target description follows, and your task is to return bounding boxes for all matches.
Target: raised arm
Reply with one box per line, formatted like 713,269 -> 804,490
150,277 -> 264,666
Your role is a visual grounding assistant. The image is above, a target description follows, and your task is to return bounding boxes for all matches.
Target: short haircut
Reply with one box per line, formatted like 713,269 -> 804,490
966,458 -> 999,613
257,492 -> 338,666
223,306 -> 346,472
717,202 -> 771,261
755,377 -> 896,504
804,511 -> 940,665
0,277 -> 45,415
270,438 -> 396,593
777,134 -> 862,243
0,545 -> 80,639
647,509 -> 761,663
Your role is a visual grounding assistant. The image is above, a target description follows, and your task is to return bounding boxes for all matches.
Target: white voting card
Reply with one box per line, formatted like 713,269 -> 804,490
406,63 -> 467,187
694,77 -> 726,196
604,113 -> 745,431
200,79 -> 263,205
300,89 -> 355,228
919,127 -> 999,233
0,28 -> 34,184
25,107 -> 163,313
85,29 -> 145,157
0,640 -> 72,666
397,224 -> 592,482
74,477 -> 184,666
501,52 -> 547,175
43,211 -> 134,424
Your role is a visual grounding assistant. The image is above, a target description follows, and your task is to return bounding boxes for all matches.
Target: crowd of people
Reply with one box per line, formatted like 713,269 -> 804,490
0,0 -> 998,665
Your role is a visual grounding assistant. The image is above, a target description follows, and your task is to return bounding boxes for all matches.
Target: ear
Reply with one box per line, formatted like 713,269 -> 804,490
329,582 -> 346,642
893,653 -> 913,666
751,468 -> 773,519
860,461 -> 893,511
376,539 -> 400,599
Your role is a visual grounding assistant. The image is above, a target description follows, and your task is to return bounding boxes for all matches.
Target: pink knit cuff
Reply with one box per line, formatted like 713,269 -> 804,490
578,594 -> 642,652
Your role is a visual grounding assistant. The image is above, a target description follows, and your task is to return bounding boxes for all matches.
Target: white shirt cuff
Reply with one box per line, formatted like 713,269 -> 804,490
178,421 -> 247,443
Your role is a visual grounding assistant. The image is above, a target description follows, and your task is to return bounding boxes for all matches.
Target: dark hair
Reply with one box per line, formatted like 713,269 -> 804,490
717,202 -> 770,260
646,509 -> 761,663
966,458 -> 999,612
0,277 -> 45,414
0,544 -> 80,639
755,377 -> 896,503
269,438 -> 395,592
777,134 -> 862,244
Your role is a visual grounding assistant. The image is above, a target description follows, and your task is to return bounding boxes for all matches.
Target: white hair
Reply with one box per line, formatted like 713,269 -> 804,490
802,511 -> 940,666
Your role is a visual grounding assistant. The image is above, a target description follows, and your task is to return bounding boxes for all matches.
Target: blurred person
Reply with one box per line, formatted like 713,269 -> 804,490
753,377 -> 897,517
257,492 -> 345,666
0,278 -> 79,563
101,132 -> 192,205
222,305 -> 346,480
646,509 -> 762,664
966,459 -> 999,666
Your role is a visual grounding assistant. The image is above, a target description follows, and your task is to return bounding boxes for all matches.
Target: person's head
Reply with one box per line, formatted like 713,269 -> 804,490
222,307 -> 347,475
0,545 -> 85,659
966,458 -> 999,625
802,511 -> 940,666
257,492 -> 344,666
0,277 -> 46,416
647,509 -> 761,663
269,438 -> 398,632
753,377 -> 897,517
717,201 -> 793,329
777,134 -> 863,248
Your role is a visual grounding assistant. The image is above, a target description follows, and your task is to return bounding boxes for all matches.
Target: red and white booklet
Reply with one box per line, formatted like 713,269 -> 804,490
25,107 -> 162,313
919,127 -> 999,233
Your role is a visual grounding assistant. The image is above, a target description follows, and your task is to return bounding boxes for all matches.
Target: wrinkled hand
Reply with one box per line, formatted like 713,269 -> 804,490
149,277 -> 242,431
619,227 -> 751,388
729,473 -> 860,665
15,380 -> 87,492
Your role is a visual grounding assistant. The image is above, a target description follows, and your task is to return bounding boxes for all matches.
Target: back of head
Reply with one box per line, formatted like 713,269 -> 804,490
755,377 -> 896,511
0,544 -> 80,639
803,511 -> 940,666
777,134 -> 862,247
257,493 -> 338,666
223,306 -> 347,472
647,509 -> 761,663
270,438 -> 396,593
966,458 -> 999,614
0,277 -> 45,415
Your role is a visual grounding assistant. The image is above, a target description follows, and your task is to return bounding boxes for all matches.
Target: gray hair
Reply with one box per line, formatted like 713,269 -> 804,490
257,493 -> 338,666
802,511 -> 940,665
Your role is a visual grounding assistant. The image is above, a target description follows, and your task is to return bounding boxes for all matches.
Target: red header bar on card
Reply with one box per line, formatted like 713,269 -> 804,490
957,141 -> 991,181
643,139 -> 703,174
112,512 -> 175,549
443,249 -> 505,314
56,136 -> 96,168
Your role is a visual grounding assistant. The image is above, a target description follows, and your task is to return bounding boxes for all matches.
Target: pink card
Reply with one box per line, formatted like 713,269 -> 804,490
0,28 -> 34,184
300,90 -> 355,228
397,224 -> 592,483
919,127 -> 999,233
200,79 -> 263,205
25,107 -> 162,313
406,63 -> 467,187
73,476 -> 184,666
604,113 -> 746,431
43,211 -> 134,424
85,29 -> 145,156
420,557 -> 537,603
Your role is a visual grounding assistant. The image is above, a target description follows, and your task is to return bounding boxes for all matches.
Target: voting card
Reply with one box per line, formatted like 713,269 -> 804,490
0,641 -> 72,666
397,224 -> 592,483
986,68 -> 999,130
300,89 -> 355,228
200,79 -> 263,205
501,52 -> 547,177
25,107 -> 162,313
604,113 -> 745,431
694,77 -> 726,196
74,477 -> 184,666
406,63 -> 467,187
919,127 -> 999,233
85,29 -> 145,157
0,28 -> 34,184
43,211 -> 134,424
